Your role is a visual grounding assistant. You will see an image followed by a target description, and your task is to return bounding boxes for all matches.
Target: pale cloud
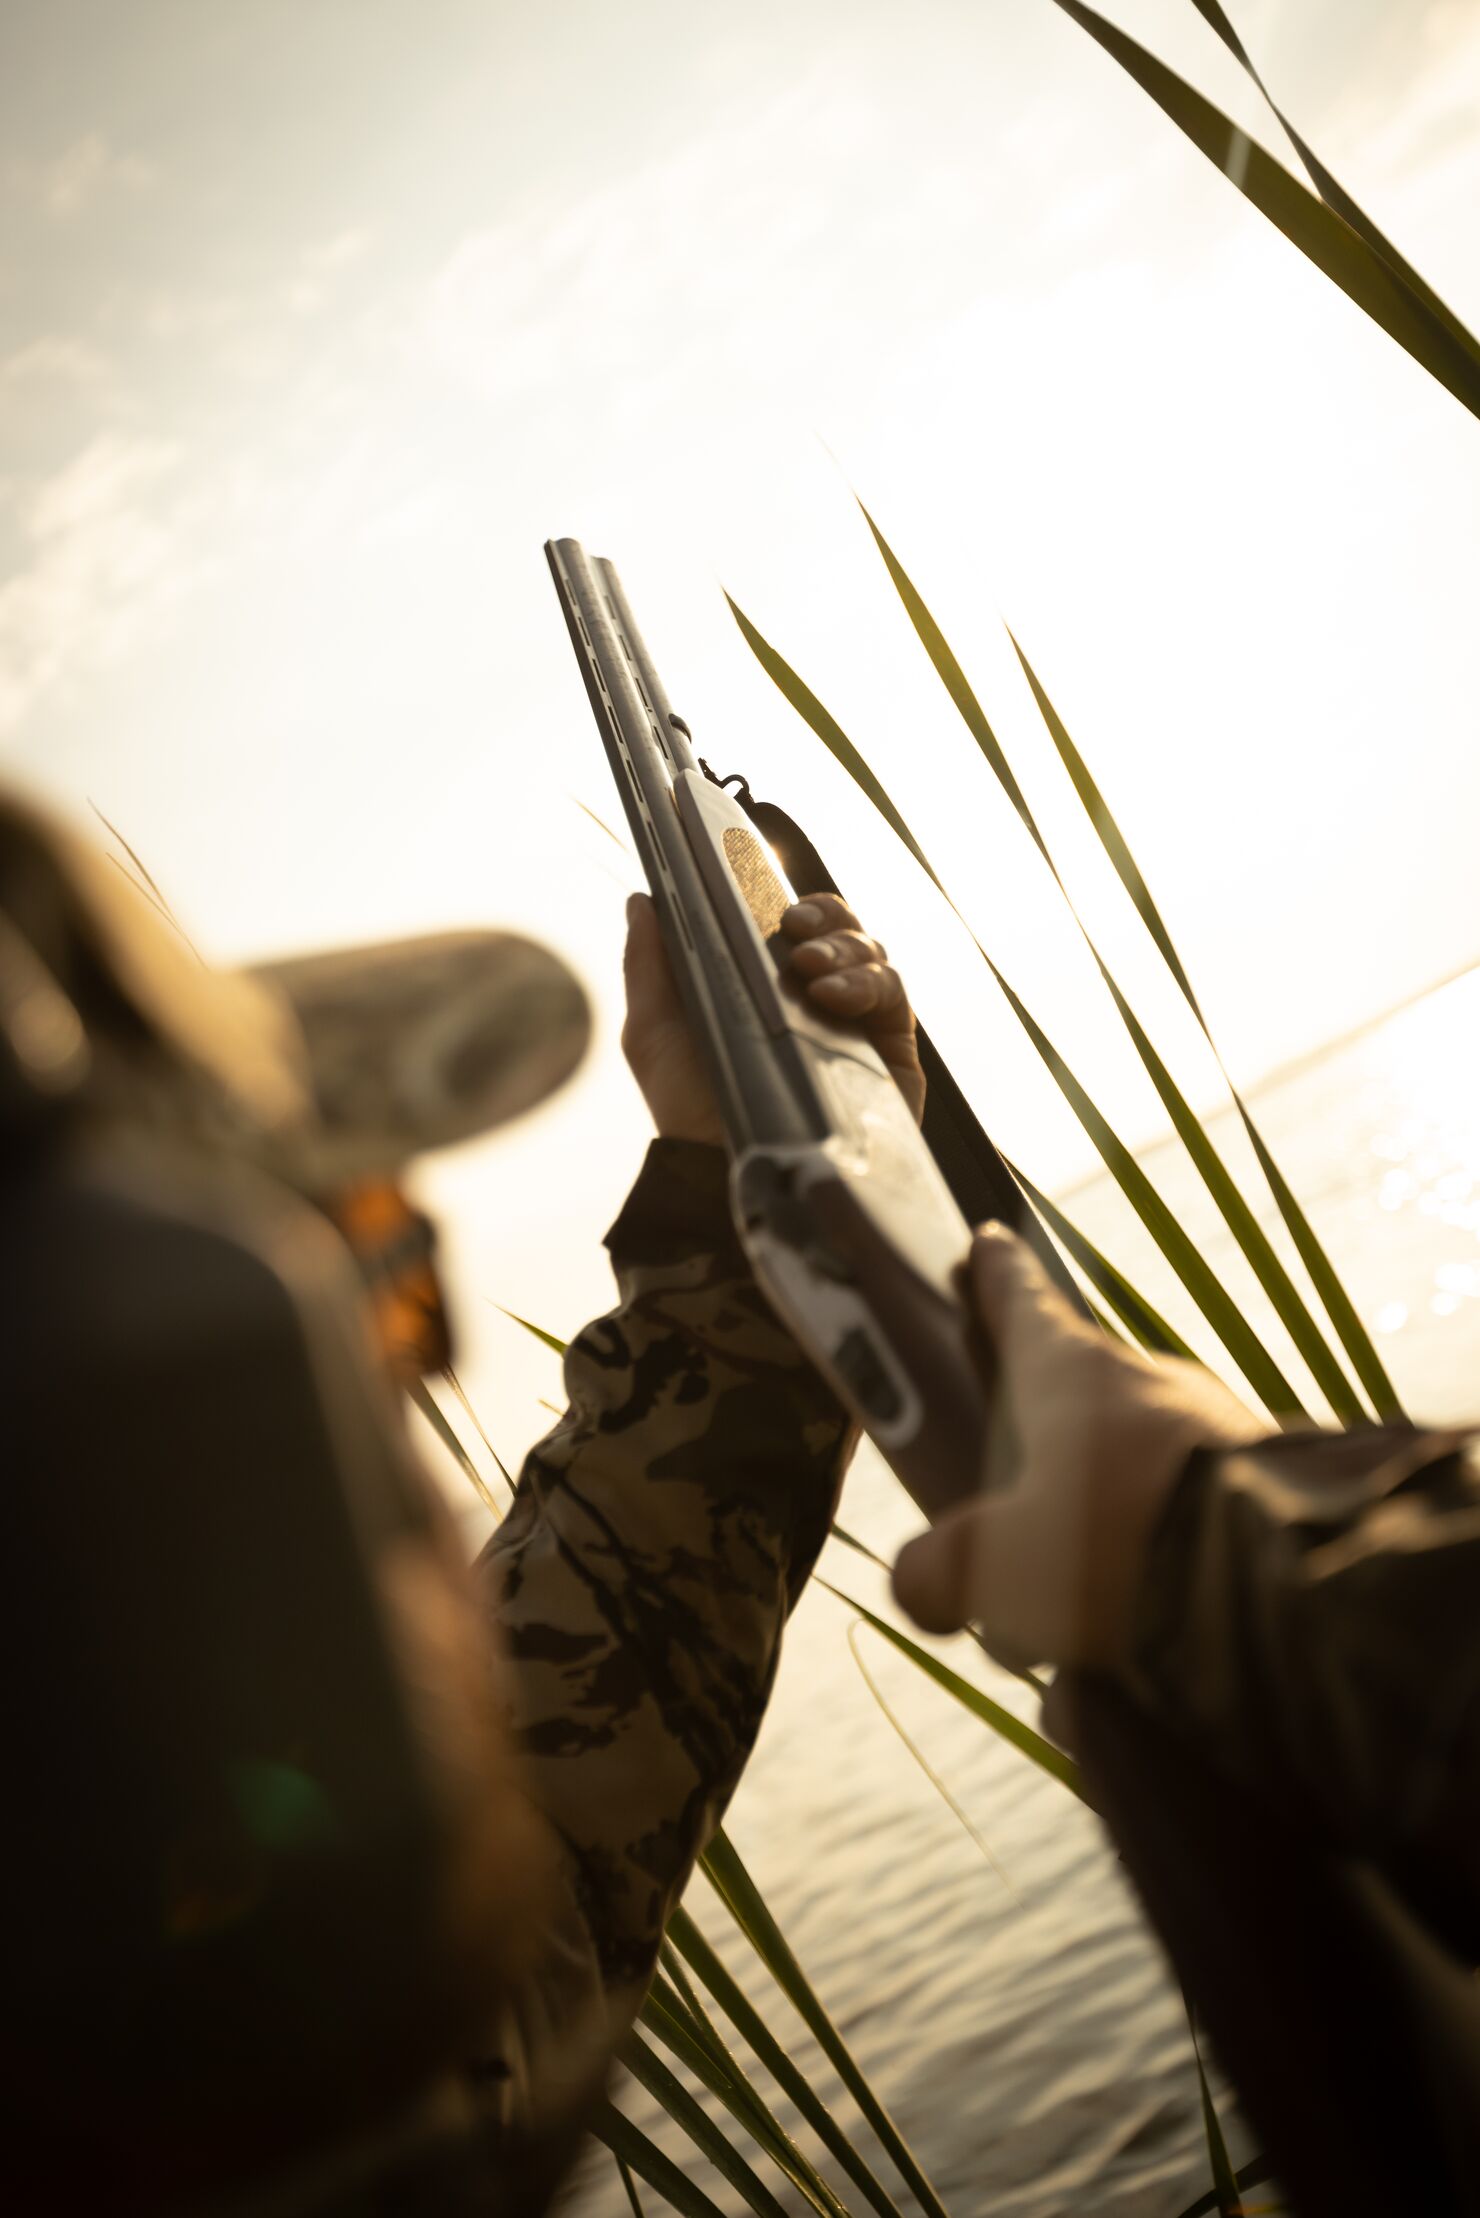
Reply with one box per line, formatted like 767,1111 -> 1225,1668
0,337 -> 109,393
10,133 -> 156,218
284,226 -> 375,317
1319,2 -> 1480,188
0,433 -> 181,740
420,77 -> 885,411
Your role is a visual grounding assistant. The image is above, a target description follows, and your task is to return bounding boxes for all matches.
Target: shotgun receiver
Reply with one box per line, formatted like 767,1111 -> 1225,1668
546,537 -> 995,1519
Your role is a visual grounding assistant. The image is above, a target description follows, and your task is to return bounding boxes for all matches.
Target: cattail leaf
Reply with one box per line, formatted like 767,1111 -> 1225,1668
1187,2003 -> 1243,2216
1007,630 -> 1401,1418
495,1305 -> 569,1356
406,1379 -> 503,1522
1007,1166 -> 1197,1358
1098,968 -> 1367,1421
731,598 -> 1306,1413
667,1907 -> 913,2218
857,508 -> 1364,1415
701,1830 -> 953,2218
1181,0 -> 1480,359
725,597 -> 943,889
1046,0 -> 1480,421
649,1957 -> 855,2218
1241,1119 -> 1403,1419
856,505 -> 1049,866
620,2031 -> 794,2218
848,1621 -> 1017,1891
820,1585 -> 1083,1798
615,2152 -> 648,2218
1174,2153 -> 1277,2218
589,2101 -> 731,2218
989,965 -> 1303,1415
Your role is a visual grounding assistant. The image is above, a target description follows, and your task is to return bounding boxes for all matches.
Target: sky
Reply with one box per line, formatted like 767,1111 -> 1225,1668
3,0 -> 1478,1482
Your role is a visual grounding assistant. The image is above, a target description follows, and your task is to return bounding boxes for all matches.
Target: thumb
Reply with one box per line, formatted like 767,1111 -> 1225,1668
967,1221 -> 1054,1338
892,1489 -> 1058,1664
622,892 -> 676,1030
970,1220 -> 1096,1401
891,1498 -> 980,1634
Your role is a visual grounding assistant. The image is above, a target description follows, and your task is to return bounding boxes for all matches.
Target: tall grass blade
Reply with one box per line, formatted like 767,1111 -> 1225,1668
1006,630 -> 1402,1418
848,1621 -> 1017,1892
407,1379 -> 504,1522
442,1363 -> 516,1489
1045,0 -> 1480,422
1092,963 -> 1367,1420
725,597 -> 943,889
855,509 -> 1049,866
621,2029 -> 794,2218
89,803 -> 204,960
496,1306 -> 569,1357
1188,2003 -> 1243,2216
728,598 -> 1305,1416
820,1585 -> 1082,1798
989,964 -> 1302,1416
1175,2156 -> 1278,2218
701,1829 -> 953,2218
648,1960 -> 854,2218
1238,1118 -> 1403,1419
667,1907 -> 914,2218
1007,1165 -> 1196,1357
1182,0 -> 1480,361
616,2152 -> 648,2217
856,504 -> 1365,1419
589,2102 -> 730,2218
829,1521 -> 890,1572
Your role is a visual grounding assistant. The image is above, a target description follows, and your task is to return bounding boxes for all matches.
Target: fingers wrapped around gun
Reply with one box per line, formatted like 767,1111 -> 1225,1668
780,892 -> 881,954
782,898 -> 903,1017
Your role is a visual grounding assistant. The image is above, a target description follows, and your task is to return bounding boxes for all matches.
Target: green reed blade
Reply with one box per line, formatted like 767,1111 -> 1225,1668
1240,1119 -> 1403,1417
1003,629 -> 1198,1013
1046,0 -> 1480,422
856,505 -> 1363,1417
621,2030 -> 794,2218
701,1829 -> 953,2218
988,966 -> 1304,1416
496,1305 -> 569,1357
820,1584 -> 1083,1798
442,1364 -> 517,1489
725,596 -> 944,890
847,1621 -> 1017,1891
668,1906 -> 914,2218
1175,2154 -> 1278,2218
1187,2000 -> 1242,2215
590,2101 -> 730,2218
1007,1165 -> 1197,1357
1181,0 -> 1480,360
1007,630 -> 1401,1417
616,2151 -> 648,2218
643,1973 -> 846,2218
830,1522 -> 891,1572
728,596 -> 1306,1415
650,1958 -> 855,2218
407,1379 -> 503,1522
1098,968 -> 1367,1420
856,506 -> 1049,865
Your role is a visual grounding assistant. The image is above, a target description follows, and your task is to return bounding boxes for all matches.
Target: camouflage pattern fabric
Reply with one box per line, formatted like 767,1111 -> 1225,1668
468,1137 -> 853,2157
1127,1421 -> 1480,1928
1087,1424 -> 1480,2218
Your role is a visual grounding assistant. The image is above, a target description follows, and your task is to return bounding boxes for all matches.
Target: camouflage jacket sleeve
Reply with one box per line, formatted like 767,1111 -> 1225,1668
1125,1423 -> 1480,1937
468,1138 -> 852,2149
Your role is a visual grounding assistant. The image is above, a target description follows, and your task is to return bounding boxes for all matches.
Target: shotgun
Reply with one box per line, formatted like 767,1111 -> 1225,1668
546,535 -> 1006,1520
